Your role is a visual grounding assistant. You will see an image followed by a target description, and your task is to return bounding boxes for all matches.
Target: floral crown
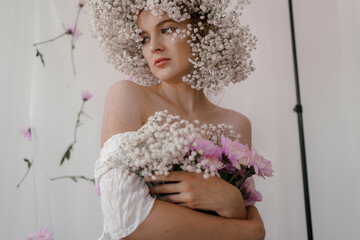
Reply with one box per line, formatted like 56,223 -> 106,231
89,0 -> 257,95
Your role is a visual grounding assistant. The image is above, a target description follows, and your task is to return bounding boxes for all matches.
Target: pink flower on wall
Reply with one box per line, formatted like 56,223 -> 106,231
81,90 -> 92,101
66,24 -> 80,37
20,125 -> 32,141
78,0 -> 86,7
28,227 -> 53,240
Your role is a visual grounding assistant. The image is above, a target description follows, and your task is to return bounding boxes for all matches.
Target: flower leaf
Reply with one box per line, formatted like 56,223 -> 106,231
35,49 -> 45,66
24,158 -> 32,168
60,144 -> 73,166
70,177 -> 78,182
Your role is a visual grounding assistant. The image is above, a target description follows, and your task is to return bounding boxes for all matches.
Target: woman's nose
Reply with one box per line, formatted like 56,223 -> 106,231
149,35 -> 164,53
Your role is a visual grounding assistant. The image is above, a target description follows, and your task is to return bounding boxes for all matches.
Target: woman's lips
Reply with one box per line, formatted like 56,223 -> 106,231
155,59 -> 171,67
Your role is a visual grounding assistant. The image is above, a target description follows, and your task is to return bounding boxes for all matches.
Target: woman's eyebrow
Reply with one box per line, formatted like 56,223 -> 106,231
140,19 -> 177,35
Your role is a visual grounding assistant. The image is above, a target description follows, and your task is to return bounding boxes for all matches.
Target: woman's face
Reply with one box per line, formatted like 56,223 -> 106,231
137,10 -> 193,84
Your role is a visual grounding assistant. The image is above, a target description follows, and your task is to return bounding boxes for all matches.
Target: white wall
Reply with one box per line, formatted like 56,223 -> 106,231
292,1 -> 360,239
1,0 -> 359,239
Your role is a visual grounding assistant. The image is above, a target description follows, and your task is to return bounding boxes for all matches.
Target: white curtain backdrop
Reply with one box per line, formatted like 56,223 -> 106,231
1,0 -> 359,239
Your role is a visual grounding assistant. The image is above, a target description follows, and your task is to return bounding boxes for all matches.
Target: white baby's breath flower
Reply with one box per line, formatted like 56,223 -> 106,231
104,110 -> 240,181
89,0 -> 256,95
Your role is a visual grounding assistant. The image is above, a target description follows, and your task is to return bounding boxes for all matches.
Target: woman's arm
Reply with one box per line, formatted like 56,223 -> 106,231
100,81 -> 265,239
126,200 -> 265,240
145,171 -> 247,219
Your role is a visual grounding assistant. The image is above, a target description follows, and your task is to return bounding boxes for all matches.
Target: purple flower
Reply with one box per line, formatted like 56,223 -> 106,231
20,125 -> 32,141
81,90 -> 92,101
244,187 -> 263,206
249,148 -> 273,179
198,155 -> 224,172
191,138 -> 222,159
94,182 -> 101,196
240,178 -> 263,206
221,135 -> 251,169
28,227 -> 53,240
66,24 -> 80,37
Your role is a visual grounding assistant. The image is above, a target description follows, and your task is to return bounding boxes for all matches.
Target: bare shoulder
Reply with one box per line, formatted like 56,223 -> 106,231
219,108 -> 252,148
101,80 -> 147,147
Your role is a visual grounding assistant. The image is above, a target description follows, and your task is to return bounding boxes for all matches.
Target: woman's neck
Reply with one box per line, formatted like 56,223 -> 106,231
156,81 -> 213,116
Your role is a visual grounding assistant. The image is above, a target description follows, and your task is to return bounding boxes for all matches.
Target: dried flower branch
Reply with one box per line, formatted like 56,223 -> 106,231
32,2 -> 86,74
16,159 -> 33,188
50,175 -> 94,183
60,91 -> 92,166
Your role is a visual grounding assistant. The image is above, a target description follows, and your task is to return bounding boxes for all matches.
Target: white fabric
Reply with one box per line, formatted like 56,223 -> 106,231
95,131 -> 155,240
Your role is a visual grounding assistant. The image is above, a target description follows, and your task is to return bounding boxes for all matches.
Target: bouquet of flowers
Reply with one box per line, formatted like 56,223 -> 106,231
113,110 -> 273,205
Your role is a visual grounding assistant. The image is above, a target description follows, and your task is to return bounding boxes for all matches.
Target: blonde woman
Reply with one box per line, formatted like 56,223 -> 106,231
91,1 -> 264,239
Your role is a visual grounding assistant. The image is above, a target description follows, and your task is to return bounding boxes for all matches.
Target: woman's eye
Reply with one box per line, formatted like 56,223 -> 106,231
141,37 -> 149,44
162,27 -> 176,34
140,27 -> 176,44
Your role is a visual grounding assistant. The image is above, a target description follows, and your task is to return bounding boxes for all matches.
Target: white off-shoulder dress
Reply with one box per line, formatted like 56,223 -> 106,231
94,131 -> 155,240
94,123 -> 251,239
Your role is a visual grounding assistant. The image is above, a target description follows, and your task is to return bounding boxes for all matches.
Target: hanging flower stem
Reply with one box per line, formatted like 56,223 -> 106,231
60,99 -> 89,166
70,5 -> 83,75
50,175 -> 94,183
32,32 -> 68,47
32,3 -> 85,73
16,159 -> 33,188
74,100 -> 85,143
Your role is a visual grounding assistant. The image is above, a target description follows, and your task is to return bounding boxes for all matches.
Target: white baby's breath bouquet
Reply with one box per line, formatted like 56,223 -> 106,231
106,110 -> 273,206
115,110 -> 203,182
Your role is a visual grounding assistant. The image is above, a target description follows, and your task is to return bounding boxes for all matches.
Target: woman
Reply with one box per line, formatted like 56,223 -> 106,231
91,0 -> 264,239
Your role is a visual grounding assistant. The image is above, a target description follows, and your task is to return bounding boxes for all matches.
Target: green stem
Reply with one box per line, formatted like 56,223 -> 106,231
73,100 -> 85,143
33,32 -> 68,47
50,175 -> 94,183
228,169 -> 240,183
236,167 -> 254,188
16,160 -> 33,188
70,6 -> 82,75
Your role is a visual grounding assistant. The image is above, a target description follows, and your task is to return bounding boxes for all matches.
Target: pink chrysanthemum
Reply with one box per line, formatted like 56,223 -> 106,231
221,135 -> 251,169
66,24 -> 80,37
240,178 -> 263,206
21,125 -> 32,141
249,148 -> 273,179
81,90 -> 92,101
28,227 -> 53,240
198,156 -> 224,171
191,138 -> 222,158
94,182 -> 101,196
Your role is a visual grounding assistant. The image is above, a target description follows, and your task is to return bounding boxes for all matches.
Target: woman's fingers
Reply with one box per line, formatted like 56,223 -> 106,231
157,192 -> 198,208
149,182 -> 181,195
144,171 -> 190,182
157,193 -> 183,203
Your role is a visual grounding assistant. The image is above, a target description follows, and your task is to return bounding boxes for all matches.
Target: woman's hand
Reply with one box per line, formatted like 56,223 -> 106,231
144,171 -> 246,219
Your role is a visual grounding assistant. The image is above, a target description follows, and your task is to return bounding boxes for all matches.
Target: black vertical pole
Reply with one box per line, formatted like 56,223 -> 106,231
287,1 -> 314,239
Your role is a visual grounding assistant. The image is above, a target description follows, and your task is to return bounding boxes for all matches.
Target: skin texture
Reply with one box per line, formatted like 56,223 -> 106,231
100,10 -> 265,240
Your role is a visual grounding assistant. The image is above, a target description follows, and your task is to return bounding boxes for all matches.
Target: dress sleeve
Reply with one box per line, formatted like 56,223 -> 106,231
94,132 -> 155,240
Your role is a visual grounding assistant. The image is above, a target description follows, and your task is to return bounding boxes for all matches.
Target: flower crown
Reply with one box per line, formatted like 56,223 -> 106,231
89,0 -> 257,95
